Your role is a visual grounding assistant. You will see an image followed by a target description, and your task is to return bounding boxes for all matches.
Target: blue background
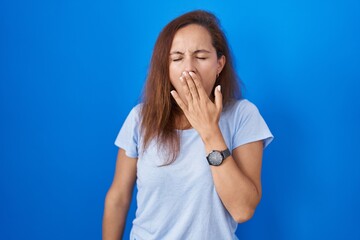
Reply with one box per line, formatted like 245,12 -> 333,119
1,0 -> 359,239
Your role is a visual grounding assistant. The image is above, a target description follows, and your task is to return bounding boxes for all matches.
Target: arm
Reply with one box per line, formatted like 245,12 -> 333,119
102,148 -> 137,240
202,128 -> 263,223
171,71 -> 264,223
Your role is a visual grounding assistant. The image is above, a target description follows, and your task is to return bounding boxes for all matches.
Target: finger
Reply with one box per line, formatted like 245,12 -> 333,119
188,71 -> 207,99
171,90 -> 188,112
214,85 -> 223,111
183,71 -> 199,101
180,75 -> 193,104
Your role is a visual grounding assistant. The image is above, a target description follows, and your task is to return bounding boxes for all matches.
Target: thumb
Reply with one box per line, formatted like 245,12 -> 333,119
214,85 -> 223,111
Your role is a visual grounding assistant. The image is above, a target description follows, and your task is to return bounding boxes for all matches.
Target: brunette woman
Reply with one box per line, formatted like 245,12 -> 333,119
103,10 -> 273,240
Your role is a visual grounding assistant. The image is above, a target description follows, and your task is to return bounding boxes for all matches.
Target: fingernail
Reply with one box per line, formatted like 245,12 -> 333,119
182,71 -> 187,76
189,71 -> 194,76
217,85 -> 221,92
179,77 -> 184,82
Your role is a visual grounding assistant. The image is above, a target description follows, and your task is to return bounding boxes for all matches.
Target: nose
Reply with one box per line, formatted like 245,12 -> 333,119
183,56 -> 196,73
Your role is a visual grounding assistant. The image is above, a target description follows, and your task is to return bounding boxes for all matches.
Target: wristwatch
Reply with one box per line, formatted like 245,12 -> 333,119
206,148 -> 231,166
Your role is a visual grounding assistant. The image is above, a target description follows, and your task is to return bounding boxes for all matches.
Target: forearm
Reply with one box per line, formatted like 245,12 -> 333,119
102,194 -> 131,240
201,127 -> 261,222
211,156 -> 260,222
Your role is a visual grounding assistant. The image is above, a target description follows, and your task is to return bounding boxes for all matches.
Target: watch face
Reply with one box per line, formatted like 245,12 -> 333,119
208,151 -> 223,166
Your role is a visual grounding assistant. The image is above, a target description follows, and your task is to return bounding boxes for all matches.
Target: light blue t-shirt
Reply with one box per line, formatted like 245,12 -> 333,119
114,99 -> 274,240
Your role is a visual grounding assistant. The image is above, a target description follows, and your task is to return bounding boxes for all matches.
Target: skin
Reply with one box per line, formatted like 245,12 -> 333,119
169,24 -> 225,103
169,24 -> 225,129
170,24 -> 264,223
102,24 -> 264,239
103,149 -> 137,240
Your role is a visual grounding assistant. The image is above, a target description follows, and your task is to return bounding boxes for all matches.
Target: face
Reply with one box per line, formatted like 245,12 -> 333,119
169,24 -> 225,101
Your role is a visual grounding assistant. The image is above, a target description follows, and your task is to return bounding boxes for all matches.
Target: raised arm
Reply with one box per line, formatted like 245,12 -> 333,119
171,71 -> 265,223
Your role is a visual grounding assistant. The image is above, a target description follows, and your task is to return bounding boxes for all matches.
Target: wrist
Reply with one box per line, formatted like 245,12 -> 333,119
200,126 -> 227,154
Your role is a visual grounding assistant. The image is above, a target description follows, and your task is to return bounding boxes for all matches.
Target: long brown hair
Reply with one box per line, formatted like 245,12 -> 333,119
141,10 -> 242,165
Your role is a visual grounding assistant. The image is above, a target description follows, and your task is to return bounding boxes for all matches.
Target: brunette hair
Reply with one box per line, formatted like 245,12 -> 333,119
141,10 -> 242,165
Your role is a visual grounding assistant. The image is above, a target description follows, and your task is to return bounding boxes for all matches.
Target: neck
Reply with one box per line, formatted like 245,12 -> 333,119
175,114 -> 192,130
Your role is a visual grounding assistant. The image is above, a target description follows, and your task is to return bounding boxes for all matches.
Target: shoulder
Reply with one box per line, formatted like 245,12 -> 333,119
223,99 -> 260,116
220,98 -> 274,149
220,99 -> 265,128
127,103 -> 143,120
119,103 -> 143,129
130,103 -> 143,114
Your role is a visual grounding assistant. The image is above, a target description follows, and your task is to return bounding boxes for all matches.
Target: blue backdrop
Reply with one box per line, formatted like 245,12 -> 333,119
1,0 -> 359,239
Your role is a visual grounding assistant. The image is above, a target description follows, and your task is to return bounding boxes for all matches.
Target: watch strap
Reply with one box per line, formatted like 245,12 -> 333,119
221,148 -> 231,160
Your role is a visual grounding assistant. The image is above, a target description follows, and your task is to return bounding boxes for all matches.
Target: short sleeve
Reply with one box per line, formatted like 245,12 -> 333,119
114,104 -> 142,158
232,100 -> 274,149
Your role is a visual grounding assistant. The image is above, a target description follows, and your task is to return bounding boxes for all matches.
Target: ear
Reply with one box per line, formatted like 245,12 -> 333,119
217,55 -> 226,74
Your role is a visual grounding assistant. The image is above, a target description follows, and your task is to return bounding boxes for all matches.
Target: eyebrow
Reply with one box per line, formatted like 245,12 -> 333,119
170,49 -> 211,55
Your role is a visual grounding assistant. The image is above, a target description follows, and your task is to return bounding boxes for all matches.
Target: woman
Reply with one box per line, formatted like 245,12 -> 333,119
103,10 -> 273,240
